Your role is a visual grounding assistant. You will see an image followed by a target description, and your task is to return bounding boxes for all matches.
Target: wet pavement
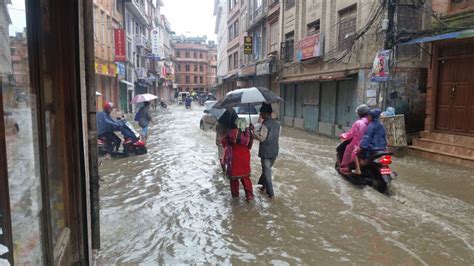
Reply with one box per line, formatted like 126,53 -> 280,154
97,104 -> 474,265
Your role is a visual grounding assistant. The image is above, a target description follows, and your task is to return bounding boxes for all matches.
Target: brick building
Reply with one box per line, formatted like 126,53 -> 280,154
173,36 -> 217,93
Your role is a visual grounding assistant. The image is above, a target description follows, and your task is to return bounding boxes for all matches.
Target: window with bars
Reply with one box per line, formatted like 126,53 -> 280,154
194,76 -> 198,83
233,52 -> 239,69
338,5 -> 357,52
307,20 -> 320,36
397,4 -> 422,58
186,75 -> 190,83
281,31 -> 294,61
194,64 -> 198,71
185,64 -> 190,71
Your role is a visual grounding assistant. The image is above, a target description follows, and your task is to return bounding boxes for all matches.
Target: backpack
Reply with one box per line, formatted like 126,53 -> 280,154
134,109 -> 141,122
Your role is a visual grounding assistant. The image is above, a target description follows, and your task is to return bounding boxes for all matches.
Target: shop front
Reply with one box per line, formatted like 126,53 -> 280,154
0,0 -> 94,264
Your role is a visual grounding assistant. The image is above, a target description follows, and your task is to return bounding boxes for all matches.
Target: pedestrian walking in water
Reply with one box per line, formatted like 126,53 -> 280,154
136,101 -> 154,142
252,103 -> 280,199
216,109 -> 235,173
221,116 -> 254,201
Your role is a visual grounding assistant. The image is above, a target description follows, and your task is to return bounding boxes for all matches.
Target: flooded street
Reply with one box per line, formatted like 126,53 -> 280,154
97,105 -> 474,265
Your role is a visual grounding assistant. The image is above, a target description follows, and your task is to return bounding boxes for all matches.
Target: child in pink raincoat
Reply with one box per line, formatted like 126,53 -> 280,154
339,104 -> 370,175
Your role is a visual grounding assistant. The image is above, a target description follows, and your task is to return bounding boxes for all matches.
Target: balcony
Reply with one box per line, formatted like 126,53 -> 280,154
125,0 -> 149,25
135,34 -> 149,49
247,3 -> 268,30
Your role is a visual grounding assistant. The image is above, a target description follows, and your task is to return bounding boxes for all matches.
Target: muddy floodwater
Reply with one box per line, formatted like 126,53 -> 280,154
97,105 -> 474,265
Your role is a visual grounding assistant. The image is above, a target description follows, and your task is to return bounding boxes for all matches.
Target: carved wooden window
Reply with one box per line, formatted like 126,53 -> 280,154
397,4 -> 422,58
338,5 -> 357,52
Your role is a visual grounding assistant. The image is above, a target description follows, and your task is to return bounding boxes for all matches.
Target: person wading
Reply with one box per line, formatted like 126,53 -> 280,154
221,116 -> 254,201
136,101 -> 154,142
252,103 -> 280,199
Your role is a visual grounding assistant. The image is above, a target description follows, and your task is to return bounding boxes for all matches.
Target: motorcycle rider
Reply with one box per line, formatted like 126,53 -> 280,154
338,104 -> 370,175
185,95 -> 192,108
97,102 -> 121,156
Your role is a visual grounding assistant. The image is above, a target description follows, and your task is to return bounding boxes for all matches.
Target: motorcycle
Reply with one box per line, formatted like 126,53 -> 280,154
335,139 -> 394,194
97,119 -> 147,157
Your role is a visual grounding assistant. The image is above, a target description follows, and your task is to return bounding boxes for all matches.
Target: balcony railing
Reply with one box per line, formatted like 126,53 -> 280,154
125,0 -> 149,25
247,3 -> 268,30
135,34 -> 149,48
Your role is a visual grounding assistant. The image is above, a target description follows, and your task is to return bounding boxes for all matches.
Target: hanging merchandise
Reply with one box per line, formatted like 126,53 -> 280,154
370,50 -> 392,82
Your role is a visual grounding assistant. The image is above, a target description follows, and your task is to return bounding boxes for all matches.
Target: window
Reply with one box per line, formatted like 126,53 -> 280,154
185,64 -> 190,71
229,0 -> 239,11
194,52 -> 197,58
199,53 -> 203,59
307,20 -> 320,35
253,30 -> 261,60
194,76 -> 198,83
178,64 -> 181,71
228,54 -> 233,70
229,20 -> 239,41
194,65 -> 198,71
233,52 -> 239,69
200,65 -> 203,72
269,22 -> 279,52
282,31 -> 294,61
234,20 -> 239,37
200,76 -> 203,83
185,51 -> 190,57
397,4 -> 421,58
101,11 -> 105,43
286,0 -> 295,10
228,25 -> 234,41
338,5 -> 357,52
186,75 -> 190,83
177,51 -> 181,57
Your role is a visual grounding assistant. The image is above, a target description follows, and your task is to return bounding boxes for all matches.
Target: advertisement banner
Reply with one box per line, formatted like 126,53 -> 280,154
371,50 -> 391,82
151,28 -> 160,55
114,29 -> 126,62
296,33 -> 322,61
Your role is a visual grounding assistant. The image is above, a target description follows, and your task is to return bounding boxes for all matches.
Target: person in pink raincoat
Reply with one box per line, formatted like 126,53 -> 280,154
339,104 -> 370,175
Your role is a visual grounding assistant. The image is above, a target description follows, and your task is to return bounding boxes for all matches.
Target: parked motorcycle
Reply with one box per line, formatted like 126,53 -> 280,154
97,119 -> 147,157
335,140 -> 394,194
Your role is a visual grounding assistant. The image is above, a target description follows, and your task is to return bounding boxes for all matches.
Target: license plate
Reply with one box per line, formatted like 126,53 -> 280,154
380,168 -> 392,175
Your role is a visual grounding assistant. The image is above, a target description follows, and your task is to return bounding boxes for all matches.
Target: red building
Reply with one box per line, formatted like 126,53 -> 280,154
172,36 -> 217,93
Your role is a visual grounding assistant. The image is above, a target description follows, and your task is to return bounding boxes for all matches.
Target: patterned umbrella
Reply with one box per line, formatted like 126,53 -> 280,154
130,93 -> 159,104
212,87 -> 283,109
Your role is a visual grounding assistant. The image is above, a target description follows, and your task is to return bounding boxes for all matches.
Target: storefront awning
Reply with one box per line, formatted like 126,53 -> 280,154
279,69 -> 358,84
401,29 -> 474,45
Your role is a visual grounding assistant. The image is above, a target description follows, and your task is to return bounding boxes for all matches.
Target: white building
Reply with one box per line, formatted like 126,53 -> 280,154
213,0 -> 228,98
0,0 -> 12,83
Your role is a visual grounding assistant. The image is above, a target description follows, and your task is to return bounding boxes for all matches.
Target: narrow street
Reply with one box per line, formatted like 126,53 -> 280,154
97,105 -> 474,265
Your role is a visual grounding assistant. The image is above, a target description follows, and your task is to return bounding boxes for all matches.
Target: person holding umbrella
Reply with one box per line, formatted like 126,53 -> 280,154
252,103 -> 280,199
136,101 -> 155,142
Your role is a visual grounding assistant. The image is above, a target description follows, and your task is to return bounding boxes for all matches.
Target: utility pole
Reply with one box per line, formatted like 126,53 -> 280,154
380,0 -> 398,110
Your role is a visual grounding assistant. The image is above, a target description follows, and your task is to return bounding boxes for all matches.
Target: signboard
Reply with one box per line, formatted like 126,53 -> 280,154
296,33 -> 322,61
116,62 -> 125,76
95,63 -> 117,77
244,36 -> 253,55
114,29 -> 126,62
256,61 -> 270,75
371,50 -> 391,82
151,28 -> 160,55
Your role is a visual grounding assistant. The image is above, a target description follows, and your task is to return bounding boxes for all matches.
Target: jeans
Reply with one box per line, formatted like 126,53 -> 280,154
258,158 -> 276,197
99,132 -> 121,154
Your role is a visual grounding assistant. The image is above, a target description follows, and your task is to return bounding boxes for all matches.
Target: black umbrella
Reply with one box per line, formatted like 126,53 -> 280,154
212,87 -> 283,109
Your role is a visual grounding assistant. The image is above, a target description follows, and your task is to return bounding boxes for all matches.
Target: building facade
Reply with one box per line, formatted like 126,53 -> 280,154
408,0 -> 474,166
93,0 -> 124,111
173,36 -> 217,93
277,0 -> 429,137
0,0 -> 11,85
213,0 -> 229,98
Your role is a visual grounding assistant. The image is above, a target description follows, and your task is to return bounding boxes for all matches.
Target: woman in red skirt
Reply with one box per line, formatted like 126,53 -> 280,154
221,117 -> 254,201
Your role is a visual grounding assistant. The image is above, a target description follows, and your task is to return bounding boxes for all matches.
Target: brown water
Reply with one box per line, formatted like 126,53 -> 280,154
97,105 -> 474,265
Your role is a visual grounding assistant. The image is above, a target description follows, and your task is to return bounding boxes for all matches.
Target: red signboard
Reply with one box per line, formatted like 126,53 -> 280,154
296,33 -> 322,61
114,29 -> 126,62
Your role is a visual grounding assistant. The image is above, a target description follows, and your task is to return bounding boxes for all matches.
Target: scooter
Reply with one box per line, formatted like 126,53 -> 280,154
97,119 -> 147,157
335,140 -> 394,194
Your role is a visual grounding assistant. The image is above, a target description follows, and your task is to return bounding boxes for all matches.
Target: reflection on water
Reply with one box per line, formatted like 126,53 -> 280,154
97,105 -> 474,264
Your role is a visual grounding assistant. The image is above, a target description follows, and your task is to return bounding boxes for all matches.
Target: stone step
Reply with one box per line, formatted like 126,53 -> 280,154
412,138 -> 474,159
420,131 -> 474,148
408,146 -> 474,168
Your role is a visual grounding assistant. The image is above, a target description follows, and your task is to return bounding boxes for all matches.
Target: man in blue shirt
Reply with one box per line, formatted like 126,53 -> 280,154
97,102 -> 121,155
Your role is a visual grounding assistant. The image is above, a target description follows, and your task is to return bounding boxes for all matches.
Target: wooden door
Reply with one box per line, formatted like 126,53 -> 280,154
435,58 -> 474,134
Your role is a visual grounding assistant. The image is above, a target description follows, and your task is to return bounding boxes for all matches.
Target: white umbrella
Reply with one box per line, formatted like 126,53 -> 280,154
130,93 -> 159,104
96,91 -> 102,96
212,87 -> 282,108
